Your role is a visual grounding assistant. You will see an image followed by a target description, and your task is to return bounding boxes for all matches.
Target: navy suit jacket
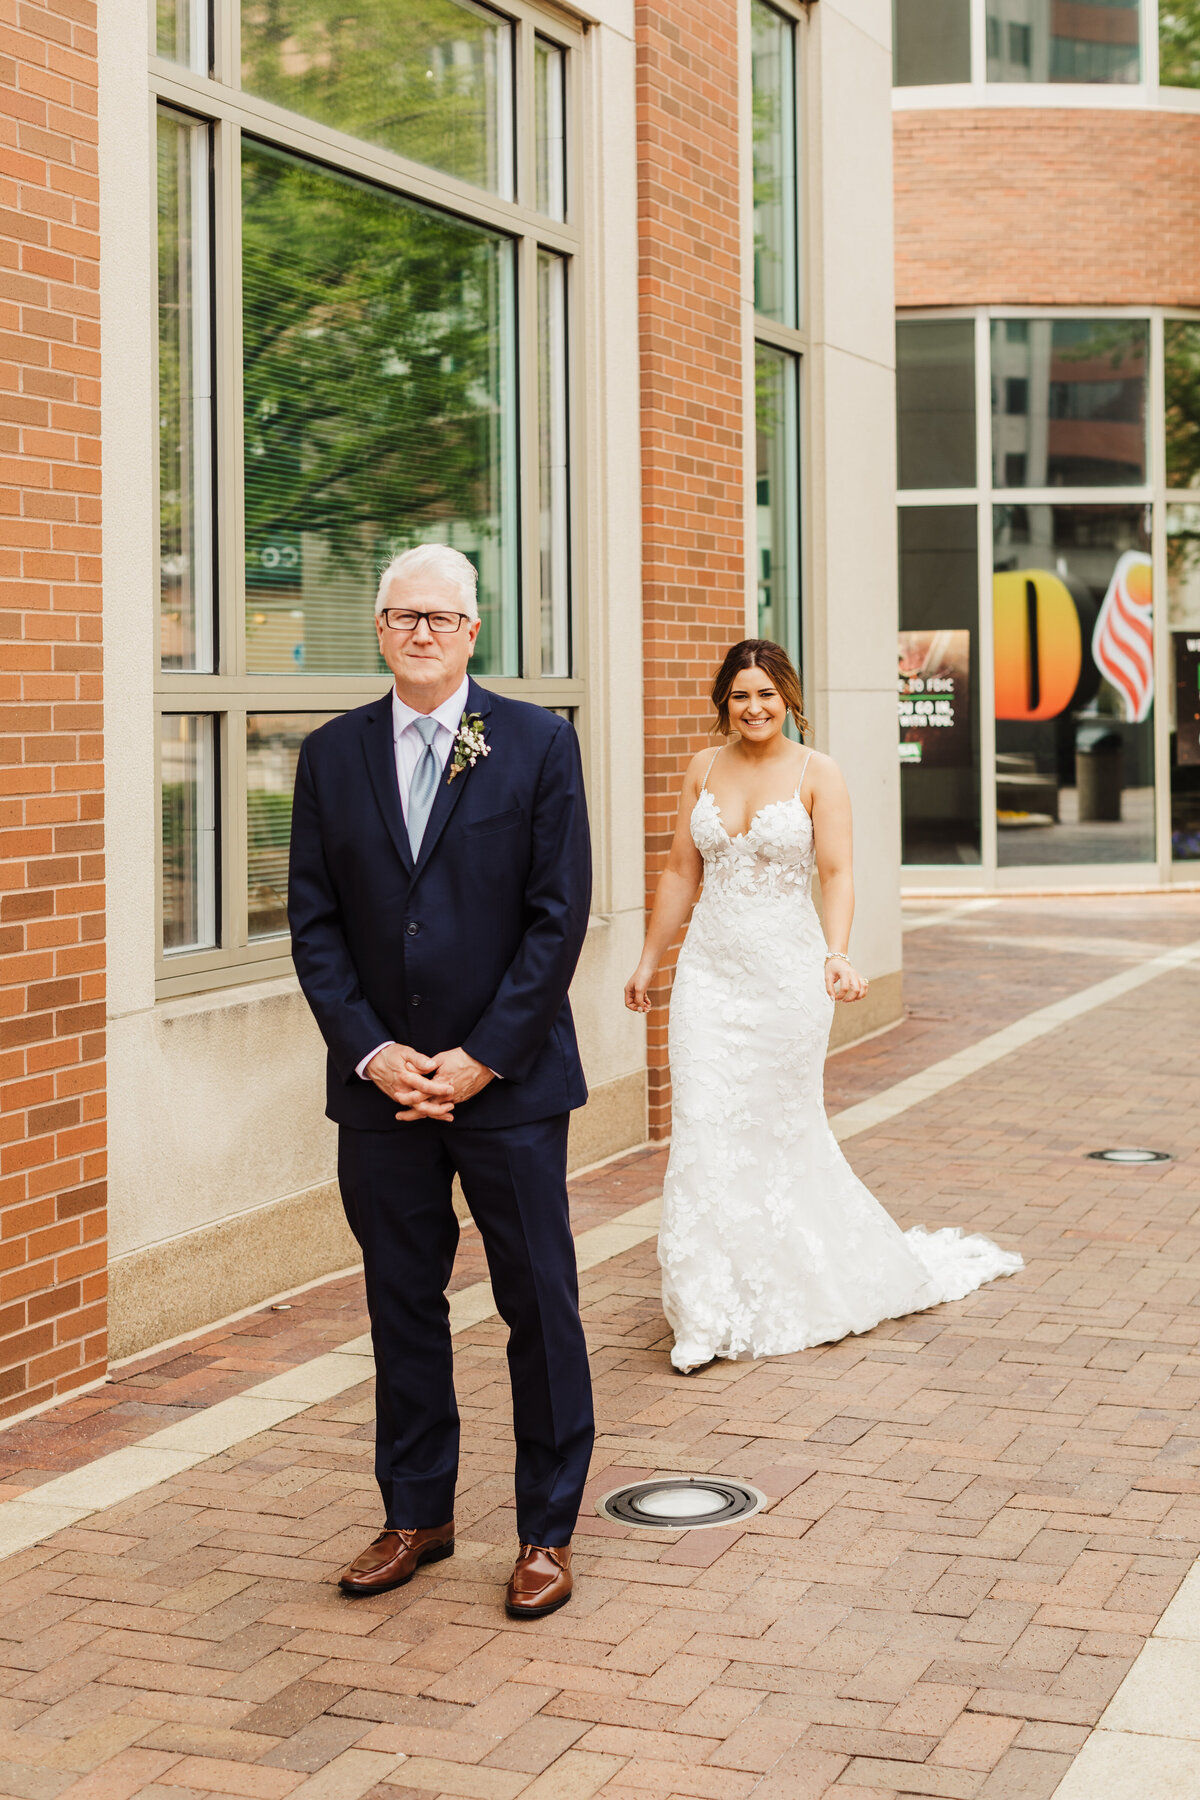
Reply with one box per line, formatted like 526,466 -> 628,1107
288,678 -> 591,1131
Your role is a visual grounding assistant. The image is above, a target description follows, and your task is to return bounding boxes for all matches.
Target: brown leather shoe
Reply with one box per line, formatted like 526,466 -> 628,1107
505,1542 -> 573,1619
338,1523 -> 454,1597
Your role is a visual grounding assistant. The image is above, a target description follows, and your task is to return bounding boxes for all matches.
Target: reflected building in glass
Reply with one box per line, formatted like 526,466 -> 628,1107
893,2 -> 1200,885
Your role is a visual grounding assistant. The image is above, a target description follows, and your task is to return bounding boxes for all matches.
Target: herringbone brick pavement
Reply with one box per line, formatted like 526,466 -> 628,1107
0,895 -> 1197,1800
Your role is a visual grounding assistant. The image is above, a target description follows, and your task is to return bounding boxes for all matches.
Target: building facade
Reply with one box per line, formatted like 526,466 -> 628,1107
0,0 -> 902,1418
893,0 -> 1200,887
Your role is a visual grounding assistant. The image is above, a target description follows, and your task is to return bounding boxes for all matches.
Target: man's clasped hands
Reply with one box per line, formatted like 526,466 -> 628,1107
366,1043 -> 493,1120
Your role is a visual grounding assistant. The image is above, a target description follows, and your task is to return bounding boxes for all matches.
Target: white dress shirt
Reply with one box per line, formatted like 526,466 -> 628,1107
391,677 -> 469,826
356,678 -> 469,1082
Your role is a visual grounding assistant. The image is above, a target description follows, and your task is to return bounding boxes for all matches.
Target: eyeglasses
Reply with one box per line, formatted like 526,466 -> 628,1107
379,609 -> 471,634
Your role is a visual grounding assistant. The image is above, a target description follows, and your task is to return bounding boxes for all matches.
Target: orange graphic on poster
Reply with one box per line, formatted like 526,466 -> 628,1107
993,570 -> 1083,721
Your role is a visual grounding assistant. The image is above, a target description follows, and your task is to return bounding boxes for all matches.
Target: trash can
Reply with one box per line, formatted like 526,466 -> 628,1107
1076,725 -> 1122,822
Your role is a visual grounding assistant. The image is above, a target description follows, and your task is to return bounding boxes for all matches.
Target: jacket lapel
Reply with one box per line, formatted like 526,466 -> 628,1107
361,690 -> 414,875
411,678 -> 493,881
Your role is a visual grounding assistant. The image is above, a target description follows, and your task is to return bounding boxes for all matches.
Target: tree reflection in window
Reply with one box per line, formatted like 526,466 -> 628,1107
241,141 -> 517,677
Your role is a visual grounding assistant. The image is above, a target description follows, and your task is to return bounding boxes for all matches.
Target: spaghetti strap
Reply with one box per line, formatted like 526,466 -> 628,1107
701,747 -> 723,794
794,746 -> 814,795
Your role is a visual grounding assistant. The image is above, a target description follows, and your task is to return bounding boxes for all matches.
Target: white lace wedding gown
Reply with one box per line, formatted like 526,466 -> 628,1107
659,755 -> 1023,1371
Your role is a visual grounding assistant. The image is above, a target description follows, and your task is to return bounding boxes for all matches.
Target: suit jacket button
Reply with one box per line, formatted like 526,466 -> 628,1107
406,922 -> 419,936
410,994 -> 421,1007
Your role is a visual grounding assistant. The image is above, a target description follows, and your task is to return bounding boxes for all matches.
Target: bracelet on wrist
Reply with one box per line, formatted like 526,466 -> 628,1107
824,949 -> 850,965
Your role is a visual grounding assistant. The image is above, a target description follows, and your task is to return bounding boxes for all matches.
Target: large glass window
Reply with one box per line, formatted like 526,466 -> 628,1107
897,320 -> 976,490
894,0 -> 1200,86
153,1 -> 582,992
991,319 -> 1147,489
240,0 -> 514,197
751,0 -> 798,328
756,345 -> 801,649
247,715 -> 337,938
1161,3 -> 1200,85
899,508 -> 981,864
241,142 -> 518,679
161,715 -> 217,952
893,0 -> 972,85
157,109 -> 212,673
899,309 -> 1188,880
1168,507 -> 1200,859
751,2 -> 805,681
994,504 -> 1154,865
986,0 -> 1140,82
1166,322 -> 1200,490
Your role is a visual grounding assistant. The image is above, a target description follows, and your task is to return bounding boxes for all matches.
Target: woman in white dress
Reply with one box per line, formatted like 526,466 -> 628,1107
625,640 -> 1022,1374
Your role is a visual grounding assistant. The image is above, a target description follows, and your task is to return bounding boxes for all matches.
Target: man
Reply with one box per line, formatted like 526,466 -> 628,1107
288,542 -> 594,1619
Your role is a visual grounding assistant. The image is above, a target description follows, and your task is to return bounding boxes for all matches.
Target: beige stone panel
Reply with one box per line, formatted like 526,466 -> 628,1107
107,979 -> 337,1259
828,968 -> 903,1052
571,912 -> 647,1092
108,1180 -> 357,1360
820,685 -> 904,984
808,4 -> 895,371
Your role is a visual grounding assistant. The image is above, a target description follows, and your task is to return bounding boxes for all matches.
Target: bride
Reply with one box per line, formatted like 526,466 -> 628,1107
624,639 -> 1022,1374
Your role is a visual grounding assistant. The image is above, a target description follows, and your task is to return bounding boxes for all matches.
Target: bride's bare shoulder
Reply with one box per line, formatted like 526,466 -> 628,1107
800,748 -> 847,794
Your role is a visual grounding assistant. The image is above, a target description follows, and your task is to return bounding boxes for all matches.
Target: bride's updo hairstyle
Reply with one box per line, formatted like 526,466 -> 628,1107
712,639 -> 809,740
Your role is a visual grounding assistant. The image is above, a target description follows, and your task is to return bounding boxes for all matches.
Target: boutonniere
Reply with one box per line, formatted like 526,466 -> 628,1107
448,713 -> 490,783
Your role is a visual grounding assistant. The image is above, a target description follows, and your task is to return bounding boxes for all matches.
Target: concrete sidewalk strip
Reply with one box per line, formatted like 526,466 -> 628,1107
1051,1730 -> 1200,1798
1,942 -> 1197,1569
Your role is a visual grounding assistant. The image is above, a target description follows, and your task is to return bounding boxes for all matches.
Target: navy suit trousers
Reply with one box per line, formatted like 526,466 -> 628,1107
337,1115 -> 595,1547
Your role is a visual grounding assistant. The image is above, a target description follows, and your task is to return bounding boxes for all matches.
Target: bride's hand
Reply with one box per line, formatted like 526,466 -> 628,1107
624,963 -> 654,1013
825,955 -> 868,1003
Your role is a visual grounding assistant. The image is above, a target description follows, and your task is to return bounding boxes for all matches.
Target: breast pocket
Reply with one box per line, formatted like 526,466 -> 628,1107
463,806 -> 524,838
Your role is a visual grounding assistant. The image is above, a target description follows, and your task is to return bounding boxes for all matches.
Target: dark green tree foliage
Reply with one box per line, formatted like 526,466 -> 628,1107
1166,322 -> 1200,490
1160,1 -> 1200,88
241,140 -> 509,671
241,0 -> 504,190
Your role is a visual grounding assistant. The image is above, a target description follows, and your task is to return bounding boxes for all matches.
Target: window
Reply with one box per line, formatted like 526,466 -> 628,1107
896,0 -> 1192,87
1161,2 -> 1200,86
750,1 -> 805,678
987,0 -> 1139,83
899,309 -> 1181,879
990,319 -> 1147,489
896,320 -> 976,489
152,0 -> 583,995
893,0 -> 971,86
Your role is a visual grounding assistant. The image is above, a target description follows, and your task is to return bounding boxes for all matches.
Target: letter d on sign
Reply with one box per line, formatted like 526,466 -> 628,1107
993,570 -> 1082,721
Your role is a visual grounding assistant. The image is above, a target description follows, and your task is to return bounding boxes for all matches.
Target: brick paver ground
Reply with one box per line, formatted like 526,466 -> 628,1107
0,894 -> 1198,1800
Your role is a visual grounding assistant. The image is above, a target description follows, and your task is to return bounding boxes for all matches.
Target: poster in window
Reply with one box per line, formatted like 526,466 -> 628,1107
898,629 -> 971,769
1176,632 -> 1200,768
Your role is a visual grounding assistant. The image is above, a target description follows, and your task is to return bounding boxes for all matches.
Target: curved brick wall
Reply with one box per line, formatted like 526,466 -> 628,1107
895,106 -> 1200,308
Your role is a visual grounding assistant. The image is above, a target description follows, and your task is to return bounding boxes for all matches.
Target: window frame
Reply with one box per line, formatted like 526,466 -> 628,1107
150,0 -> 587,998
749,0 -> 808,678
896,302 -> 1200,888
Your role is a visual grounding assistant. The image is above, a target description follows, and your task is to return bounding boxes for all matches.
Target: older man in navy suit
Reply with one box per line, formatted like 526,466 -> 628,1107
288,543 -> 593,1619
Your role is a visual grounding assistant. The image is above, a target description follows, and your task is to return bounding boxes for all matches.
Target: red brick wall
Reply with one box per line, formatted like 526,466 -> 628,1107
895,108 -> 1200,308
637,0 -> 746,1137
0,0 -> 106,1418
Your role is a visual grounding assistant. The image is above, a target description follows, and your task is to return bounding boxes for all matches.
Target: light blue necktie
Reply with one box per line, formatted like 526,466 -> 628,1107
406,716 -> 441,857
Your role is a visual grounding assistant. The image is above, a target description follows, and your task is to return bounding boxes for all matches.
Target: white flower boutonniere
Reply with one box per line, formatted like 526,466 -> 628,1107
448,712 -> 490,783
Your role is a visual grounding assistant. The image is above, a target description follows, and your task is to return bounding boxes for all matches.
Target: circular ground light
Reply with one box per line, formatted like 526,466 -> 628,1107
596,1477 -> 766,1531
1087,1148 -> 1172,1165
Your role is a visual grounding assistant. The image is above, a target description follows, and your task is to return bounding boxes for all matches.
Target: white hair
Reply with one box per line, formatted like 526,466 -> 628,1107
375,543 -> 479,619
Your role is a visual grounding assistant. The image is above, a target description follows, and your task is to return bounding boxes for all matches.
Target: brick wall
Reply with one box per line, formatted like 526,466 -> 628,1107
895,108 -> 1200,308
0,0 -> 105,1418
637,0 -> 746,1137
